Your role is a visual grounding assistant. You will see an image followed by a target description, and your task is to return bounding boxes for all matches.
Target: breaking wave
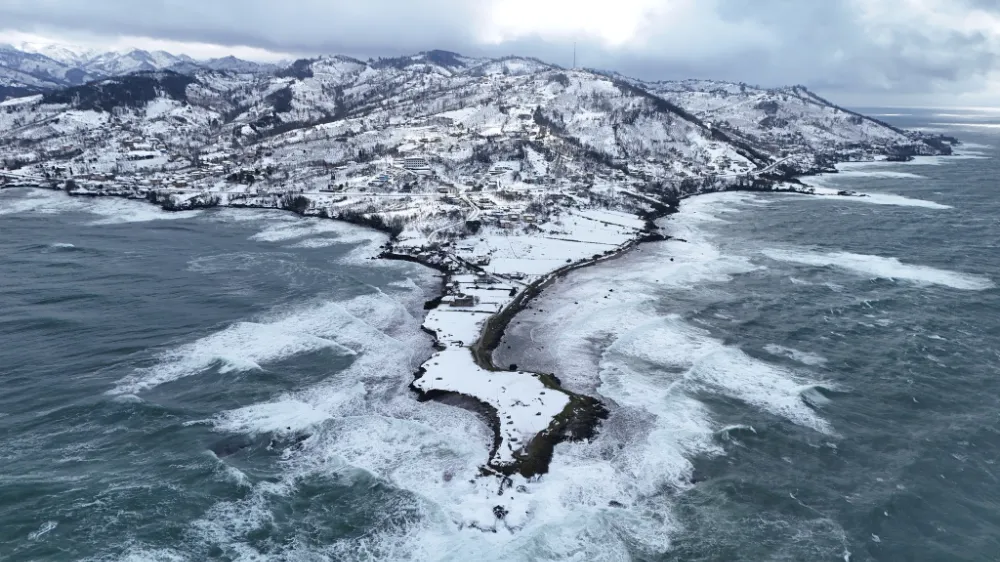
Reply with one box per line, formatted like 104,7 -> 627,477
0,187 -> 202,223
109,297 -> 385,395
764,344 -> 829,366
804,178 -> 952,209
762,249 -> 995,291
250,217 -> 383,245
832,170 -> 926,180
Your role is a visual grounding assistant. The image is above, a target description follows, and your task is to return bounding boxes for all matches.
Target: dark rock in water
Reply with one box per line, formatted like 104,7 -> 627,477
210,435 -> 253,457
609,500 -> 626,509
268,431 -> 312,452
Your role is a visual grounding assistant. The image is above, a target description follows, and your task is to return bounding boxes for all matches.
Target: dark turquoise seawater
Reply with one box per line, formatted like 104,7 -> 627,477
2,109 -> 999,561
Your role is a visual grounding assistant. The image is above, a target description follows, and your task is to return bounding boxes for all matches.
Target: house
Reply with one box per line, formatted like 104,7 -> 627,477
449,294 -> 480,307
522,214 -> 537,223
369,172 -> 393,187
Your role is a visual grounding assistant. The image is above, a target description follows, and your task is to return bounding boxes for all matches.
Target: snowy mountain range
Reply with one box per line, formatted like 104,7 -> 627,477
0,43 -> 274,98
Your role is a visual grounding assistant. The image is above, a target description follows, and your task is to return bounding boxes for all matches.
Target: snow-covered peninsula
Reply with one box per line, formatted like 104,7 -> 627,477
0,47 -> 958,528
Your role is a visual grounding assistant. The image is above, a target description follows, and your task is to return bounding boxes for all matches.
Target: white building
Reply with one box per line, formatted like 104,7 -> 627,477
400,156 -> 432,175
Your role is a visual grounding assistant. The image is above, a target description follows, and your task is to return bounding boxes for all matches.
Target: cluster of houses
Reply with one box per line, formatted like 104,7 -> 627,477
357,155 -> 433,189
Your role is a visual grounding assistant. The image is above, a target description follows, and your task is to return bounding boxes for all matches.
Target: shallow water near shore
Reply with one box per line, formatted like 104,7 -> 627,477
2,109 -> 1000,561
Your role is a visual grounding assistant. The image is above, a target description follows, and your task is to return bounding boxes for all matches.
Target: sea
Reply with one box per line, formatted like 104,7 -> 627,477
1,109 -> 998,561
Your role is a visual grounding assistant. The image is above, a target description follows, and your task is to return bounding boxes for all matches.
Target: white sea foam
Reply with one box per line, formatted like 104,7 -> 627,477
0,188 -> 202,223
287,237 -> 343,248
94,545 -> 192,562
848,193 -> 951,209
27,520 -> 57,541
616,315 -> 832,434
209,207 -> 294,224
109,300 -> 377,395
929,122 -> 1000,130
832,170 -> 926,180
764,344 -> 829,366
251,218 -> 382,245
84,198 -> 202,225
803,179 -> 952,209
212,394 -> 359,436
957,142 -> 993,151
762,249 -> 995,291
0,188 -> 77,215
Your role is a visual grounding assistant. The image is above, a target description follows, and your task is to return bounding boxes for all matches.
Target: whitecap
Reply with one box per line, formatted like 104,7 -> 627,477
211,396 -> 350,436
762,249 -> 995,291
286,237 -> 343,249
27,520 -> 57,541
109,302 -> 366,395
764,344 -> 828,366
251,218 -> 383,245
800,385 -> 835,408
85,199 -> 202,225
832,170 -> 926,180
803,180 -> 952,209
928,122 -> 1000,130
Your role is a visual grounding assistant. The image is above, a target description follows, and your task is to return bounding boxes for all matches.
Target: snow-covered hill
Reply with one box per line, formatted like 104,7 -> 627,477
0,50 -> 955,209
639,78 -> 951,169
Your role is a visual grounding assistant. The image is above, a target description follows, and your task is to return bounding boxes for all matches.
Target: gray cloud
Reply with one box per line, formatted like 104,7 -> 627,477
2,0 -> 999,104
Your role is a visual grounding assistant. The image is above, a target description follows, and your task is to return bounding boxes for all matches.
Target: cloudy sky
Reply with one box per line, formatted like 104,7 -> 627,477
2,0 -> 999,106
